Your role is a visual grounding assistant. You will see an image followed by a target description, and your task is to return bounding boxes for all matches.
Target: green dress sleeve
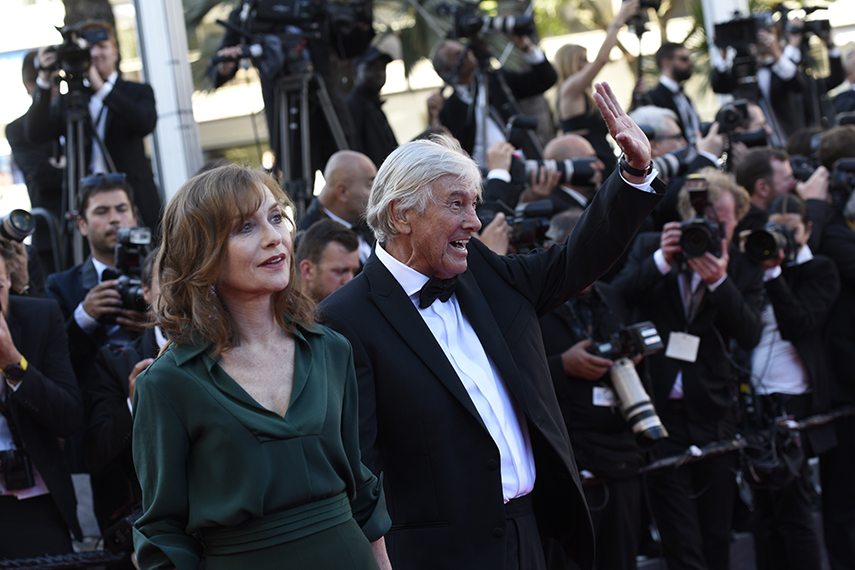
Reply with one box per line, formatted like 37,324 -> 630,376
132,362 -> 203,570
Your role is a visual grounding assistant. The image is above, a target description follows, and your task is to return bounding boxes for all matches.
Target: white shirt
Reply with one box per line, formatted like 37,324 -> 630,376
751,245 -> 815,395
88,70 -> 118,175
323,207 -> 372,264
375,243 -> 536,502
74,257 -> 112,334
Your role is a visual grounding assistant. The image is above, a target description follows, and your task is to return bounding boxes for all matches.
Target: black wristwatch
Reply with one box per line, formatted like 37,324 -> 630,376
3,357 -> 27,383
619,153 -> 655,178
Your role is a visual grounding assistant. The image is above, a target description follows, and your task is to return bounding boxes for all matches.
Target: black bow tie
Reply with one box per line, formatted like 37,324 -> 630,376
418,275 -> 459,309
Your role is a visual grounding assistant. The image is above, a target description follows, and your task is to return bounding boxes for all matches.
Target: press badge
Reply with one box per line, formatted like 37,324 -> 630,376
593,386 -> 617,407
665,331 -> 700,362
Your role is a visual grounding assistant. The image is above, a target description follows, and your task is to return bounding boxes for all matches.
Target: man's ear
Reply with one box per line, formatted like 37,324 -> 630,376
335,181 -> 350,204
388,201 -> 411,235
804,220 -> 813,244
77,215 -> 89,237
298,259 -> 316,282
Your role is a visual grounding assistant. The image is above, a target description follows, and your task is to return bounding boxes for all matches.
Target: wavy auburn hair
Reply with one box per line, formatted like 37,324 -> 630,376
155,164 -> 315,357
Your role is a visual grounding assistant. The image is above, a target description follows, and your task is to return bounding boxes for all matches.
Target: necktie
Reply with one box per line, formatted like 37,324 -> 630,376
418,275 -> 458,309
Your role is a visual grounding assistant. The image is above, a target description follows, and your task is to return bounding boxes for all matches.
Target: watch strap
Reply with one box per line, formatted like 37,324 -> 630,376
619,153 -> 654,178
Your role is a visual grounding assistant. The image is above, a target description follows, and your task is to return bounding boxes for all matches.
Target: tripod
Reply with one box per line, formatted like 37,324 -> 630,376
275,57 -> 349,217
61,76 -> 116,268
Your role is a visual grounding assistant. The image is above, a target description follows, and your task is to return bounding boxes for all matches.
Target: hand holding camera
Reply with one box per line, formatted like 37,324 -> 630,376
82,279 -> 123,322
561,339 -> 614,380
687,240 -> 729,284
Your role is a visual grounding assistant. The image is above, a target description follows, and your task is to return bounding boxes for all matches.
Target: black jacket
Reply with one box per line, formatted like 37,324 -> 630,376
85,329 -> 155,530
647,82 -> 698,143
3,296 -> 82,539
320,170 -> 663,569
347,86 -> 398,168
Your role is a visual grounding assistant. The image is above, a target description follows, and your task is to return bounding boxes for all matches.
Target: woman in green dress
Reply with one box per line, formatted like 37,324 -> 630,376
131,164 -> 392,570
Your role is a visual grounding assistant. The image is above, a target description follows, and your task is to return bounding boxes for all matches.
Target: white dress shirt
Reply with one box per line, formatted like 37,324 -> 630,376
88,70 -> 118,174
375,243 -> 536,502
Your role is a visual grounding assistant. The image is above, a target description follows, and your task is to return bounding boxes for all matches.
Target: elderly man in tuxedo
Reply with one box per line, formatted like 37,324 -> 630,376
319,83 -> 664,570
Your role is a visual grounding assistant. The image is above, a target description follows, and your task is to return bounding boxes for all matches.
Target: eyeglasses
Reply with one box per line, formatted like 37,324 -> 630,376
80,172 -> 127,188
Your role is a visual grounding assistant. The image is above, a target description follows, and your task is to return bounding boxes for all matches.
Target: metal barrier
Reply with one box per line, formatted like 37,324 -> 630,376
0,550 -> 127,569
581,405 -> 855,487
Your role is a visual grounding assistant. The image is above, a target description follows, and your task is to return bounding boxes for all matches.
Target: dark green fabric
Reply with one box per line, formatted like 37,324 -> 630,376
132,323 -> 389,570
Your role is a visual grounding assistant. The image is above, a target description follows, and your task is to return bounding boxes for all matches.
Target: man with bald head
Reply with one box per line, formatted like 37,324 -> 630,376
299,150 -> 377,264
541,134 -> 605,215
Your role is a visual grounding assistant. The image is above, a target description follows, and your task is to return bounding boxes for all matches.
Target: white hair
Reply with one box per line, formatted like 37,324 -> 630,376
629,105 -> 680,140
366,134 -> 482,244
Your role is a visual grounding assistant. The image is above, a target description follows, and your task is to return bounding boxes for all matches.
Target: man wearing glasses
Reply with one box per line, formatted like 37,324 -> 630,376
46,173 -> 147,472
647,43 -> 701,148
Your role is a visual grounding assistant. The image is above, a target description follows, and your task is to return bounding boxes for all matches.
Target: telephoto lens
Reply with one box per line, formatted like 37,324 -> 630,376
0,210 -> 36,243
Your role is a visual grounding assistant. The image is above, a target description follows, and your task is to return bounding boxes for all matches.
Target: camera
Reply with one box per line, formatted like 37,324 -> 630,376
245,0 -> 371,32
678,175 -> 724,260
513,157 -> 600,188
103,504 -> 143,553
744,221 -> 798,264
589,321 -> 668,440
714,12 -> 775,49
790,154 -> 819,183
830,159 -> 855,211
101,227 -> 151,320
713,99 -> 772,150
652,146 -> 696,180
0,209 -> 36,243
439,2 -> 535,40
478,200 -> 552,253
0,448 -> 35,491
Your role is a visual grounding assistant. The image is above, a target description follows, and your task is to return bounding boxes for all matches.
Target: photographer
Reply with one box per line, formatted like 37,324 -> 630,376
0,249 -> 82,558
84,248 -> 161,564
734,146 -> 829,235
745,194 -> 839,570
210,3 -> 373,176
629,105 -> 724,229
25,20 -> 160,230
429,31 -> 558,166
539,211 -> 648,570
648,42 -> 702,147
612,168 -> 764,570
46,174 -> 146,473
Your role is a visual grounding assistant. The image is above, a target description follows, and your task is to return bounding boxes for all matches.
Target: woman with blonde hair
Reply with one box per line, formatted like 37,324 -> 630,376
131,164 -> 391,570
555,0 -> 639,171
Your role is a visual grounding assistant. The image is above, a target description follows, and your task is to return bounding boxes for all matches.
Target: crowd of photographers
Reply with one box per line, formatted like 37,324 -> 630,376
2,3 -> 855,570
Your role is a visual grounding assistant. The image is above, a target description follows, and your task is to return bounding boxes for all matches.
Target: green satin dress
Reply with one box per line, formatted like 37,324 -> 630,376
132,323 -> 389,570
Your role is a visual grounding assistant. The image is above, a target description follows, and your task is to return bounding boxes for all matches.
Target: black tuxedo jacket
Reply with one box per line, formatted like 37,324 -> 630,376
347,87 -> 398,168
320,171 -> 663,569
612,235 -> 764,441
440,59 -> 557,159
25,78 -> 161,229
3,296 -> 82,539
712,65 -> 804,138
833,89 -> 855,115
765,255 -> 840,453
47,258 -> 103,377
85,328 -> 154,530
648,82 -> 697,142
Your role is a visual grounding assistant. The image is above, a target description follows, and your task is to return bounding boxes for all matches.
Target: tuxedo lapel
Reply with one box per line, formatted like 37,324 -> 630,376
454,271 -> 529,412
363,257 -> 487,428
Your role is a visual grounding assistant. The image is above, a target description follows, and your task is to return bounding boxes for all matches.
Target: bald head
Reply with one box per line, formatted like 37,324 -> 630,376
543,135 -> 596,161
319,151 -> 377,224
543,135 -> 604,189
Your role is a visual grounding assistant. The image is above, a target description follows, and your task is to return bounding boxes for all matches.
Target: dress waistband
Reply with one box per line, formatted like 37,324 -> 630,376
201,492 -> 352,556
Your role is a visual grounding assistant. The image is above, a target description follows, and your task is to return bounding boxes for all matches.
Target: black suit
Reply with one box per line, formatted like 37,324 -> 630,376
85,329 -> 154,533
320,171 -> 663,569
832,88 -> 855,115
47,258 -> 103,377
25,78 -> 161,230
648,82 -> 699,144
439,59 -> 557,160
0,296 -> 82,552
612,235 -> 764,570
347,87 -> 398,168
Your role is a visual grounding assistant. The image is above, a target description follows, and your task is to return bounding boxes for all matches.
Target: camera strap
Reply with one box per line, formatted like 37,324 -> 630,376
0,392 -> 27,453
